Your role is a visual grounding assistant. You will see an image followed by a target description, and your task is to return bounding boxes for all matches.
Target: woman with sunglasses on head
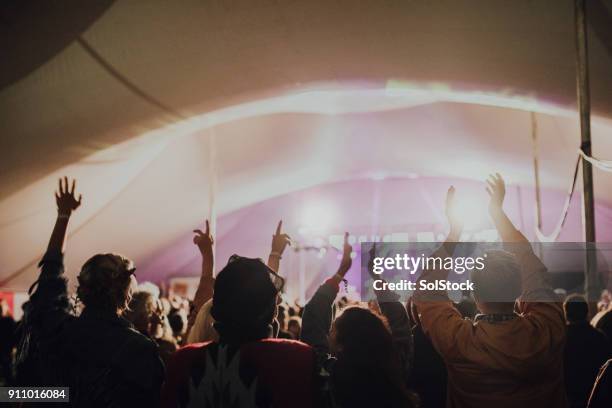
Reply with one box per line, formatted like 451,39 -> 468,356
161,221 -> 319,408
301,234 -> 418,408
15,177 -> 164,407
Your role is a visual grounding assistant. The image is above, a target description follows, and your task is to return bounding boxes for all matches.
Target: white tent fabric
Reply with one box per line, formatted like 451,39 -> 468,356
1,0 -> 612,291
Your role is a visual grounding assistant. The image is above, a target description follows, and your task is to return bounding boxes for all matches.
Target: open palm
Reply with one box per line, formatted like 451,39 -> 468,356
55,177 -> 82,215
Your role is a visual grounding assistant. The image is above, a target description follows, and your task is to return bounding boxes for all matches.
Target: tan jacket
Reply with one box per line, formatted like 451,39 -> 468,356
414,230 -> 567,408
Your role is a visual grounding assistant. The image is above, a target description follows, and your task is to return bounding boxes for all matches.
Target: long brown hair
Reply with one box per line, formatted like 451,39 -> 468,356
329,306 -> 416,408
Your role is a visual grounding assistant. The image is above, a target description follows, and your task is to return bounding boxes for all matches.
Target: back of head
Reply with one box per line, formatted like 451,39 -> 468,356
471,250 -> 522,306
211,255 -> 280,344
77,253 -> 135,313
330,307 -> 414,408
564,294 -> 589,323
168,309 -> 187,338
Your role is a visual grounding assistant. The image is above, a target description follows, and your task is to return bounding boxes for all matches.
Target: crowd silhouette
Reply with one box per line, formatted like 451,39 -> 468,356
0,175 -> 611,408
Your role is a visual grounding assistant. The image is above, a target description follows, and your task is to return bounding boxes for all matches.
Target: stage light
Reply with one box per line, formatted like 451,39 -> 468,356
298,199 -> 336,233
417,231 -> 435,242
367,170 -> 388,181
455,192 -> 489,230
391,232 -> 410,242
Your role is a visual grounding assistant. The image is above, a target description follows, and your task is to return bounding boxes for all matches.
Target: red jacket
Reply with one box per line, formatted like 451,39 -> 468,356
161,339 -> 317,408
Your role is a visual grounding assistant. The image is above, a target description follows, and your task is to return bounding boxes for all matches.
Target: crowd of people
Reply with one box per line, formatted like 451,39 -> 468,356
0,174 -> 611,407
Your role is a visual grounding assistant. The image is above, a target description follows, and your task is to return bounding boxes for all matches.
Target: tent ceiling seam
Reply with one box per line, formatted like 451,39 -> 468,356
76,36 -> 187,121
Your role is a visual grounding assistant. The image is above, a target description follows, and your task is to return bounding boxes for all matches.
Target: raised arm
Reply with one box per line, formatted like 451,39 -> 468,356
267,220 -> 291,273
301,232 -> 352,353
486,173 -> 558,305
37,176 -> 82,282
185,220 -> 215,341
17,177 -> 82,369
486,173 -> 525,244
413,187 -> 472,360
47,177 -> 82,254
191,220 -> 214,310
415,186 -> 463,301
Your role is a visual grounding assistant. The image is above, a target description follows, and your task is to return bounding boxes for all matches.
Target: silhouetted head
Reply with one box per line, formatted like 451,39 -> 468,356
77,253 -> 136,314
168,308 -> 188,338
564,294 -> 589,323
211,255 -> 283,344
329,306 -> 415,408
471,250 -> 521,315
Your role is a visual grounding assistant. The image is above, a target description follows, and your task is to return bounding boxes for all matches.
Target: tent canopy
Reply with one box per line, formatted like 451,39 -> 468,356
1,0 -> 612,291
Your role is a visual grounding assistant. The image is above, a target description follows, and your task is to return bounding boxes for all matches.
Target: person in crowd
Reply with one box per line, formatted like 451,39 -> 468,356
593,305 -> 612,344
287,316 -> 302,339
595,290 -> 611,313
124,291 -> 165,338
0,298 -> 17,385
184,220 -> 294,344
276,303 -> 294,339
168,306 -> 189,344
301,234 -> 417,408
161,221 -> 317,407
186,298 -> 219,344
413,174 -> 567,408
15,177 -> 164,407
407,298 -> 448,408
587,358 -> 612,408
124,289 -> 179,364
563,294 -> 612,407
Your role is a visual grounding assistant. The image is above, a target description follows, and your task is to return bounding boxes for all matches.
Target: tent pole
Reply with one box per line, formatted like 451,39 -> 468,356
574,0 -> 599,303
530,112 -> 542,231
208,127 -> 218,273
529,112 -> 544,258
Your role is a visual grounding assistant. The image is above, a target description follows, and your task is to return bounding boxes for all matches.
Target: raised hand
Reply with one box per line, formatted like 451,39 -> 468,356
486,173 -> 506,214
271,220 -> 291,257
55,176 -> 82,216
445,186 -> 463,240
190,220 -> 215,322
337,232 -> 352,277
193,220 -> 214,256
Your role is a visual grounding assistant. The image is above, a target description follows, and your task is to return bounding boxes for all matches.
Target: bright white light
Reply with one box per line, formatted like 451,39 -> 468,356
299,200 -> 336,233
455,192 -> 489,230
417,232 -> 435,242
328,234 -> 344,250
391,232 -> 410,242
367,171 -> 388,181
